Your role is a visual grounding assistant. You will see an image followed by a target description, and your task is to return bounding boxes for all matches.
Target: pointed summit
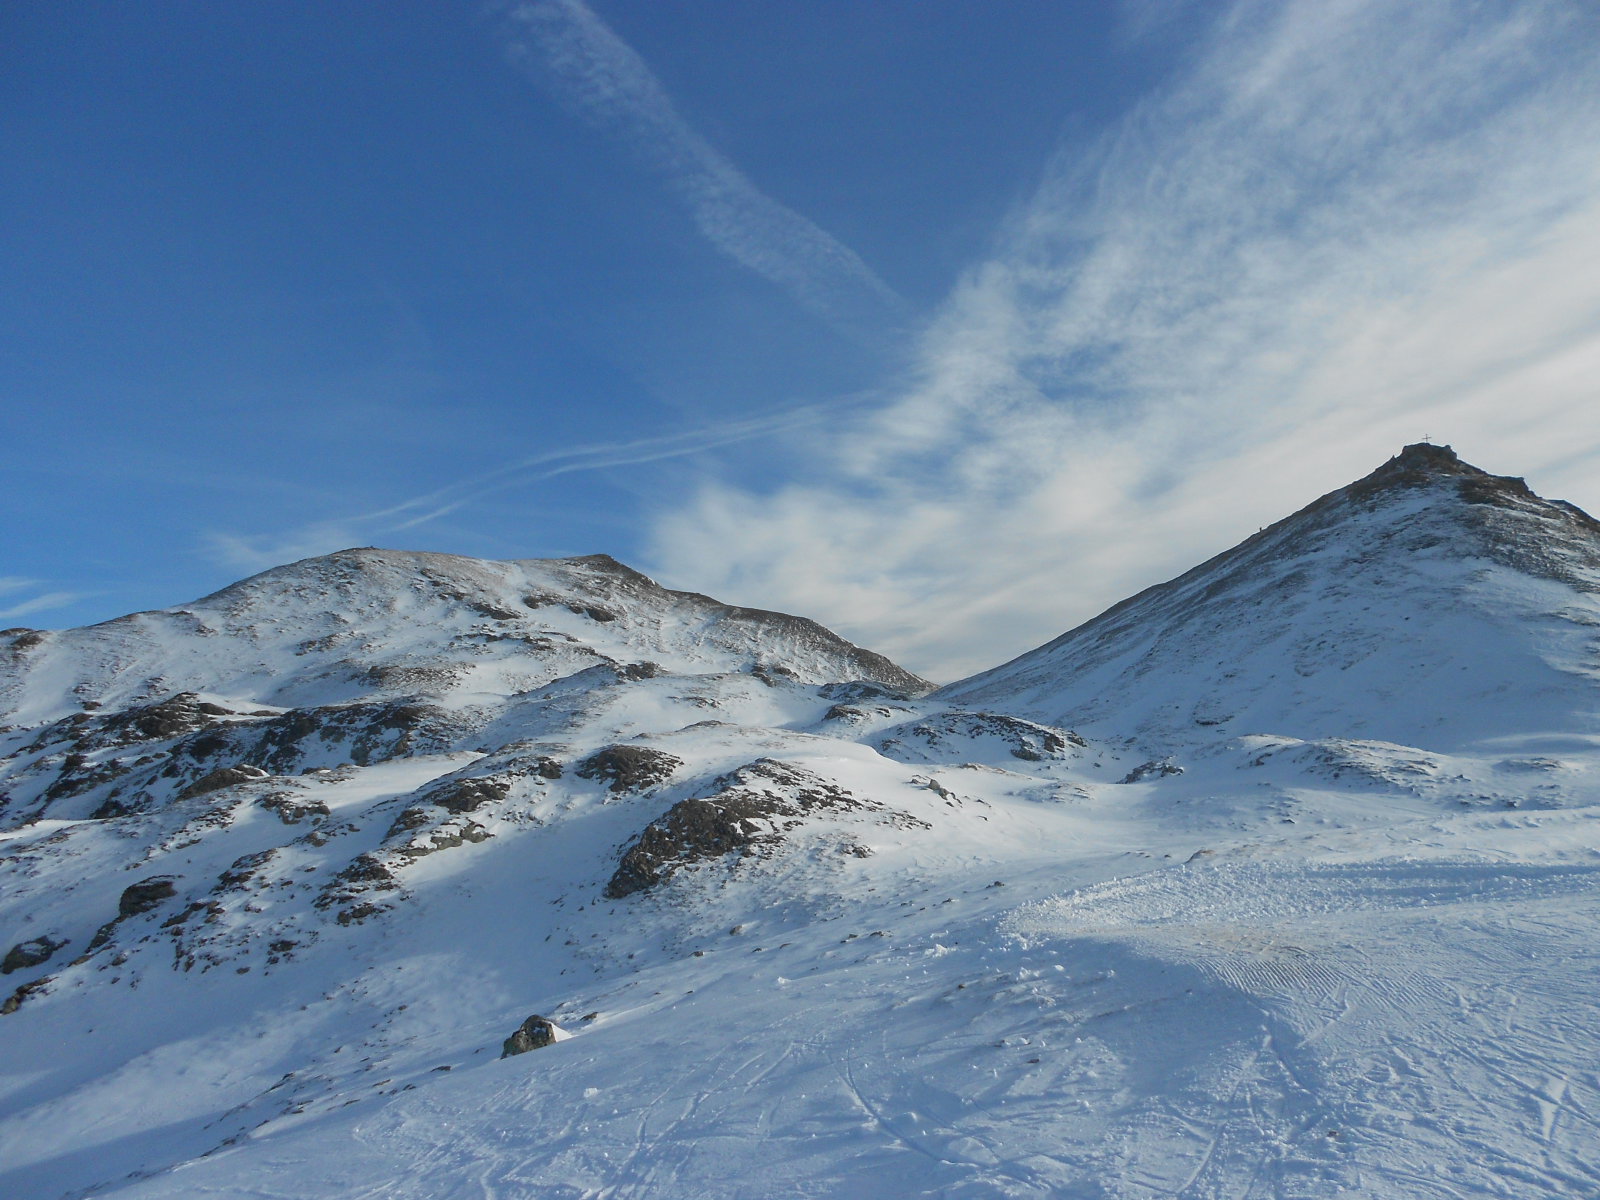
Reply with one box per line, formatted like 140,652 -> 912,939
941,446 -> 1600,753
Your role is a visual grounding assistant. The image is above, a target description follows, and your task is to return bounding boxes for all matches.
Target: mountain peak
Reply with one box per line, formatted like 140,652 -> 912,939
1347,442 -> 1551,514
1381,440 -> 1467,475
942,443 -> 1600,751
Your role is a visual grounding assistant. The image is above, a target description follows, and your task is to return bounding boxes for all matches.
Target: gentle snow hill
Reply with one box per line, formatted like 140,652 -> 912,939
0,548 -> 929,728
940,443 -> 1600,754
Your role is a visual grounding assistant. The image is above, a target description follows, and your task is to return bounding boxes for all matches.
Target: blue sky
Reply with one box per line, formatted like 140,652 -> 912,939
6,1 -> 1600,678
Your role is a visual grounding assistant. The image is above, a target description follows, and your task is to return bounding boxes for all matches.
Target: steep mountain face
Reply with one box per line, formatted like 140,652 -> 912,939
942,444 -> 1600,753
5,463 -> 1600,1200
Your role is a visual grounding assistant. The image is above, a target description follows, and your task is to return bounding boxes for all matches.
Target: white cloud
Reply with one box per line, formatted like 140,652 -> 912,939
500,0 -> 902,334
0,591 -> 86,623
648,0 -> 1600,681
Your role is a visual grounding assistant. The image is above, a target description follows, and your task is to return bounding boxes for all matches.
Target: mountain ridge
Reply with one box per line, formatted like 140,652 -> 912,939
0,547 -> 930,731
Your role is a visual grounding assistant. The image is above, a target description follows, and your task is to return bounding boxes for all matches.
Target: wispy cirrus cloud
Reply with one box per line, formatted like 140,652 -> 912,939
0,587 -> 88,623
205,400 -> 844,573
499,0 -> 903,335
648,0 -> 1600,680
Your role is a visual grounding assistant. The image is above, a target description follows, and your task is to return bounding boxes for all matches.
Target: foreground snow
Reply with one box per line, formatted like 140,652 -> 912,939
4,736 -> 1598,1199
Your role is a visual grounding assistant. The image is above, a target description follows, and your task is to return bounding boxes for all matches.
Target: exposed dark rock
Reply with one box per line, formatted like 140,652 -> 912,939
329,854 -> 393,890
335,902 -> 385,926
615,661 -> 664,682
175,698 -> 462,779
419,775 -> 510,815
575,745 -> 682,794
822,702 -> 913,726
259,793 -> 331,824
750,662 -> 801,687
176,764 -> 268,801
877,711 -> 1085,764
819,680 -> 913,704
385,806 -> 433,839
315,852 -> 399,921
37,754 -> 134,807
119,876 -> 179,917
97,693 -> 234,748
161,900 -> 222,929
2,975 -> 51,1015
606,759 -> 905,898
392,821 -> 491,858
217,849 -> 277,891
501,1014 -> 563,1057
2,935 -> 66,975
468,600 -> 525,621
1119,759 -> 1184,784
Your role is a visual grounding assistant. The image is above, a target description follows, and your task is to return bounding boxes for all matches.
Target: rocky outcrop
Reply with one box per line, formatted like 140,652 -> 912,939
2,935 -> 65,975
176,764 -> 269,801
1118,759 -> 1184,783
576,745 -> 682,794
606,759 -> 900,898
876,711 -> 1086,765
119,876 -> 179,917
501,1014 -> 564,1057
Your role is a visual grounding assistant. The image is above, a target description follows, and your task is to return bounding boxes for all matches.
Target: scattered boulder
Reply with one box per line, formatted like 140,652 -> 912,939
1118,759 -> 1184,784
419,775 -> 511,815
119,876 -> 179,918
501,1014 -> 564,1057
2,935 -> 66,975
97,692 -> 234,747
575,745 -> 682,794
606,759 -> 904,898
385,806 -> 433,838
876,711 -> 1086,765
2,975 -> 51,1016
176,764 -> 268,801
259,792 -> 331,824
614,661 -> 664,682
217,849 -> 277,891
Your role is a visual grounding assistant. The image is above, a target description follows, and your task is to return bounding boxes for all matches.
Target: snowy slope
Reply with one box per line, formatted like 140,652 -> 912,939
941,444 -> 1600,754
4,461 -> 1600,1200
0,548 -> 928,728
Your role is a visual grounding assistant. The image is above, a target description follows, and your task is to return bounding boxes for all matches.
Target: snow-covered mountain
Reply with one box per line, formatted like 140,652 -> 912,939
4,448 -> 1600,1199
943,443 -> 1600,754
0,548 -> 926,729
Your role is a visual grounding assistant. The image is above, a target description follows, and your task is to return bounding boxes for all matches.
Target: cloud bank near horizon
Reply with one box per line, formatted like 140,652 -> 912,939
647,0 -> 1600,680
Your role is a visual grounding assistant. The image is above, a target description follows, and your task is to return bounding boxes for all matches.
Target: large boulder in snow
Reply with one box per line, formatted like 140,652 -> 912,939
501,1014 -> 563,1057
118,876 -> 178,918
2,935 -> 65,975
